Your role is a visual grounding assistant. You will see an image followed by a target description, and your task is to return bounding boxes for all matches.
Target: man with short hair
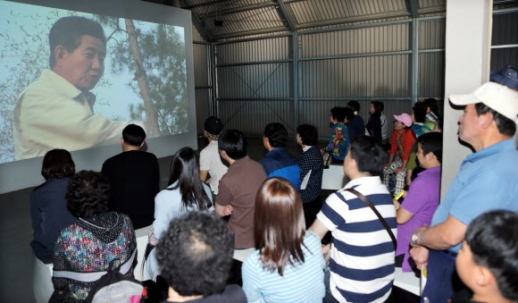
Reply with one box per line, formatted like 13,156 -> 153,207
199,116 -> 228,196
156,211 -> 247,303
215,129 -> 266,249
410,82 -> 518,303
13,16 -> 134,160
311,136 -> 396,303
101,124 -> 159,229
346,101 -> 366,141
260,123 -> 301,189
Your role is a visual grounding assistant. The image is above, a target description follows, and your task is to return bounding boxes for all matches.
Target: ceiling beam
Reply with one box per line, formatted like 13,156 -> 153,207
178,0 -> 212,41
199,2 -> 278,19
213,26 -> 290,40
277,0 -> 297,32
296,10 -> 412,30
406,0 -> 420,18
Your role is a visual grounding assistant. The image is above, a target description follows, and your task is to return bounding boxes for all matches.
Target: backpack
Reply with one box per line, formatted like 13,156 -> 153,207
85,256 -> 143,303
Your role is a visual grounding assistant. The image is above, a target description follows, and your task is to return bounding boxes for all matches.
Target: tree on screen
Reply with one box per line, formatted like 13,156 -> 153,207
98,16 -> 188,137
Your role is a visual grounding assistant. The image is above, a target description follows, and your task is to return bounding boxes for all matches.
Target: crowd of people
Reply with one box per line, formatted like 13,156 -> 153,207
29,65 -> 518,303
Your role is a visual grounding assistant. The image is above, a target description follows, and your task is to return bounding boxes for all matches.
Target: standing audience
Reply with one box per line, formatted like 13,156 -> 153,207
242,178 -> 325,303
51,171 -> 136,302
31,149 -> 77,265
345,101 -> 366,141
146,147 -> 213,279
296,124 -> 324,227
215,129 -> 267,249
199,116 -> 228,196
323,107 -> 350,164
366,101 -> 382,143
311,136 -> 396,303
410,82 -> 518,303
101,124 -> 159,229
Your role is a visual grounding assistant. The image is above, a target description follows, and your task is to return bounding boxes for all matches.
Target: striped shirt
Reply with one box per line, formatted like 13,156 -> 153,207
317,176 -> 396,303
242,231 -> 325,303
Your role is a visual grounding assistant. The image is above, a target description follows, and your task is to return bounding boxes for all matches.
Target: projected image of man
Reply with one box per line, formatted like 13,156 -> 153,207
13,16 -> 137,160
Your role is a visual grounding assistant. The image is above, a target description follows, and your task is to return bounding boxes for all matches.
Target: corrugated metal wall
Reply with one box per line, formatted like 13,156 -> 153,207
190,9 -> 518,137
192,25 -> 211,134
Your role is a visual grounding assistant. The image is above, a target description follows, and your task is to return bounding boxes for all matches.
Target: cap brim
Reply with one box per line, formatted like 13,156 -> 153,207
449,92 -> 480,106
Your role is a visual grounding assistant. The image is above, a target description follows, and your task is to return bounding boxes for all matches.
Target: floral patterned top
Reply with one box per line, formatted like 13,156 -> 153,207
52,212 -> 136,302
327,122 -> 350,161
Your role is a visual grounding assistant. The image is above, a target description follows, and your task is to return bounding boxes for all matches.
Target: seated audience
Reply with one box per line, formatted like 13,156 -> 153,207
346,101 -> 366,141
156,212 -> 247,303
394,133 -> 442,272
51,171 -> 136,302
422,98 -> 441,125
101,124 -> 159,229
323,107 -> 350,164
242,178 -> 325,303
146,147 -> 213,278
30,149 -> 77,264
215,129 -> 267,249
260,122 -> 301,189
366,101 -> 382,142
452,210 -> 518,303
311,136 -> 396,303
296,124 -> 324,227
199,116 -> 228,196
383,113 -> 416,196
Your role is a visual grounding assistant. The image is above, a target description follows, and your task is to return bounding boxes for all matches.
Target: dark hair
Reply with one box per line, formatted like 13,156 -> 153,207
49,16 -> 106,68
264,123 -> 288,148
412,102 -> 428,123
167,147 -> 212,210
465,210 -> 518,301
254,178 -> 306,276
122,124 -> 146,147
41,149 -> 75,180
349,136 -> 388,176
296,124 -> 318,146
370,101 -> 381,117
218,129 -> 247,160
474,103 -> 516,136
157,212 -> 233,297
417,132 -> 443,163
423,98 -> 439,117
330,107 -> 346,123
375,101 -> 385,112
66,170 -> 110,218
343,107 -> 355,122
347,100 -> 360,112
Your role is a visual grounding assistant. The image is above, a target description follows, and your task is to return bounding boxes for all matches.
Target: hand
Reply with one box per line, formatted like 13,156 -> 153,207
410,226 -> 429,247
394,167 -> 405,174
384,162 -> 391,168
410,246 -> 429,270
223,205 -> 233,216
322,244 -> 331,255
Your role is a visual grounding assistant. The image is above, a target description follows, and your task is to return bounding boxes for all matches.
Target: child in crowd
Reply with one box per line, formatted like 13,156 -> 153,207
383,113 -> 416,196
394,133 -> 442,272
451,210 -> 518,303
322,107 -> 349,164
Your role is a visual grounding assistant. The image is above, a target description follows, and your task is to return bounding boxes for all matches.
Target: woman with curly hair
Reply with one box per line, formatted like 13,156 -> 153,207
242,177 -> 325,303
145,147 -> 213,278
51,170 -> 136,302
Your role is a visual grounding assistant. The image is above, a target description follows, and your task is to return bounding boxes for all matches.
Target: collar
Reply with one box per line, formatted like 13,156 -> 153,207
343,176 -> 382,189
464,139 -> 515,163
42,69 -> 96,111
417,166 -> 441,177
302,145 -> 312,152
266,147 -> 286,155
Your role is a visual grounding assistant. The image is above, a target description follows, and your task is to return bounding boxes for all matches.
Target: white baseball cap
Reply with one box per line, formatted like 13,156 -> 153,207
449,82 -> 518,121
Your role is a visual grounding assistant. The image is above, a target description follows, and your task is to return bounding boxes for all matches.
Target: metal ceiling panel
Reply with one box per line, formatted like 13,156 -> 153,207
492,12 -> 518,45
419,18 -> 445,50
216,36 -> 291,64
287,0 -> 408,25
418,0 -> 446,10
300,23 -> 410,58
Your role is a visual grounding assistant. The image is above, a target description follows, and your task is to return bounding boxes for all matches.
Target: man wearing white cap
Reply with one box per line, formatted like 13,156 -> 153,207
410,82 -> 518,303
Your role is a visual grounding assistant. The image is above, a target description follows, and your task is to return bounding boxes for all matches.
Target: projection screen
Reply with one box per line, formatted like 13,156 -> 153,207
0,0 -> 197,193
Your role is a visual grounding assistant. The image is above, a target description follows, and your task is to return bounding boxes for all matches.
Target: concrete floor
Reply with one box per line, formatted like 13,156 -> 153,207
0,137 -> 306,303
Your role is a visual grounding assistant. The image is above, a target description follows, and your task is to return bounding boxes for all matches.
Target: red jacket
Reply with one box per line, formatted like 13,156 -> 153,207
389,129 -> 416,161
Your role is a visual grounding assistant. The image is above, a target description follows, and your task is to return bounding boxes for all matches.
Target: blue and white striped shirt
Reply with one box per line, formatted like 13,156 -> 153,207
317,176 -> 396,303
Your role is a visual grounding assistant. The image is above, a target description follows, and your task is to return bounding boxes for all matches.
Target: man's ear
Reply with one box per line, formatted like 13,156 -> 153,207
479,111 -> 494,129
120,137 -> 125,146
475,266 -> 492,288
54,45 -> 67,66
139,141 -> 145,148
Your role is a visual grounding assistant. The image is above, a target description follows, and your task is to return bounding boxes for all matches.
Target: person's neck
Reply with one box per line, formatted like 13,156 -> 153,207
472,291 -> 514,303
472,133 -> 511,152
347,171 -> 371,180
122,145 -> 141,152
167,287 -> 203,302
